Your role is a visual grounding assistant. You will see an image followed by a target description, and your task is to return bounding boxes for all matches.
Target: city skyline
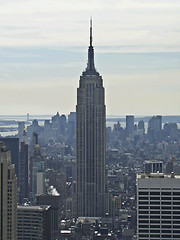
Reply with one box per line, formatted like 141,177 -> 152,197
0,0 -> 180,115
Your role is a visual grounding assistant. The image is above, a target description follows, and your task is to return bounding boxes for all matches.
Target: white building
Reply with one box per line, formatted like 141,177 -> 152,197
137,173 -> 180,240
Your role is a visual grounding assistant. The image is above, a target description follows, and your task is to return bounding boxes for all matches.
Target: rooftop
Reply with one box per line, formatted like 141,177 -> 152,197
137,173 -> 180,179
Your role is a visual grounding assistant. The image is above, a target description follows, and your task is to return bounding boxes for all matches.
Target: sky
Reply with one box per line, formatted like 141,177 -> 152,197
0,0 -> 180,116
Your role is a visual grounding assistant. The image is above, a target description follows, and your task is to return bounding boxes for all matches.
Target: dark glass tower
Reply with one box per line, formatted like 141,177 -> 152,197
76,19 -> 108,217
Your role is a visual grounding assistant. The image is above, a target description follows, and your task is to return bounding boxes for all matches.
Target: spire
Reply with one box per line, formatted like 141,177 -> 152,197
90,17 -> 92,47
84,18 -> 98,75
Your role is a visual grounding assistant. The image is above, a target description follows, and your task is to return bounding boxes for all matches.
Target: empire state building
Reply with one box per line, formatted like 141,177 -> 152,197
76,20 -> 108,217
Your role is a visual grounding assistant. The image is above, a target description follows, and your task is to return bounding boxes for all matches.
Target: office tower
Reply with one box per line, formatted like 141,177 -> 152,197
147,115 -> 162,142
136,120 -> 145,141
163,123 -> 178,140
30,144 -> 45,202
0,142 -> 17,240
0,137 -> 19,184
138,120 -> 145,134
18,121 -> 25,142
144,160 -> 163,174
47,169 -> 67,202
59,114 -> 67,135
165,156 -> 180,175
113,121 -> 121,132
36,194 -> 61,240
17,205 -> 51,240
137,172 -> 180,240
138,120 -> 145,130
52,112 -> 60,132
126,115 -> 134,136
76,19 -> 108,217
27,119 -> 42,140
44,120 -> 51,144
68,112 -> 76,137
19,128 -> 28,203
30,131 -> 38,155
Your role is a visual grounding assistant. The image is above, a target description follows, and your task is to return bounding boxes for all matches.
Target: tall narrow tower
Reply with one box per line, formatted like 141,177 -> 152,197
0,142 -> 17,240
76,19 -> 108,217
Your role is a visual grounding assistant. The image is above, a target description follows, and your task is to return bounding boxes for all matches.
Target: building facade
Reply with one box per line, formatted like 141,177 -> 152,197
0,137 -> 19,184
17,205 -> 51,240
19,128 -> 29,203
36,194 -> 61,240
137,173 -> 180,240
0,142 -> 17,240
126,115 -> 134,136
147,115 -> 162,142
76,19 -> 108,217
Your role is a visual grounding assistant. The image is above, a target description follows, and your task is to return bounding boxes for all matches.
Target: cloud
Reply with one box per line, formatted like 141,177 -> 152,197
0,1 -> 179,115
0,0 -> 179,52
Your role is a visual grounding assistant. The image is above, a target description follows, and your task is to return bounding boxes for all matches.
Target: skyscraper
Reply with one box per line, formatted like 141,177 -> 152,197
17,205 -> 51,240
126,115 -> 134,136
147,115 -> 162,142
19,128 -> 28,203
0,137 -> 19,184
36,194 -> 61,240
29,143 -> 45,202
0,142 -> 17,240
137,172 -> 180,240
76,19 -> 108,217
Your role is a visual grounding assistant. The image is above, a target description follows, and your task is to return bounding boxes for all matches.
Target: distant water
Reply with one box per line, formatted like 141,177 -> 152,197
0,115 -> 52,121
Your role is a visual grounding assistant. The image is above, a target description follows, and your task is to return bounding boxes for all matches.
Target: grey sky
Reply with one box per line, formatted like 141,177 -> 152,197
0,0 -> 180,115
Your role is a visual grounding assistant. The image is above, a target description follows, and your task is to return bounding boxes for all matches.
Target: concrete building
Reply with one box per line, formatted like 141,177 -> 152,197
75,19 -> 108,217
17,205 -> 51,240
19,128 -> 28,203
18,121 -> 25,142
30,145 -> 45,202
36,194 -> 61,240
0,142 -> 17,240
147,115 -> 162,142
126,115 -> 134,136
144,160 -> 163,174
67,112 -> 76,137
0,137 -> 19,183
137,173 -> 180,240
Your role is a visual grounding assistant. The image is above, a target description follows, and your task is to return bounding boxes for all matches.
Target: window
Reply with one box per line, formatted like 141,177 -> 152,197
161,197 -> 171,200
139,211 -> 149,214
139,220 -> 149,224
139,192 -> 149,195
173,192 -> 180,196
139,206 -> 149,209
150,197 -> 160,200
150,192 -> 160,195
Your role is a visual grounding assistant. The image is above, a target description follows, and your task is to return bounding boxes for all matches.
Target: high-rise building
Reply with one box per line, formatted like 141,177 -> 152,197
147,115 -> 162,142
18,121 -> 25,142
137,172 -> 180,240
126,115 -> 134,136
17,205 -> 51,240
36,194 -> 61,240
29,144 -> 45,202
0,142 -> 17,240
59,114 -> 67,135
76,19 -> 108,217
0,137 -> 19,183
144,160 -> 163,174
68,112 -> 76,137
19,128 -> 28,203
